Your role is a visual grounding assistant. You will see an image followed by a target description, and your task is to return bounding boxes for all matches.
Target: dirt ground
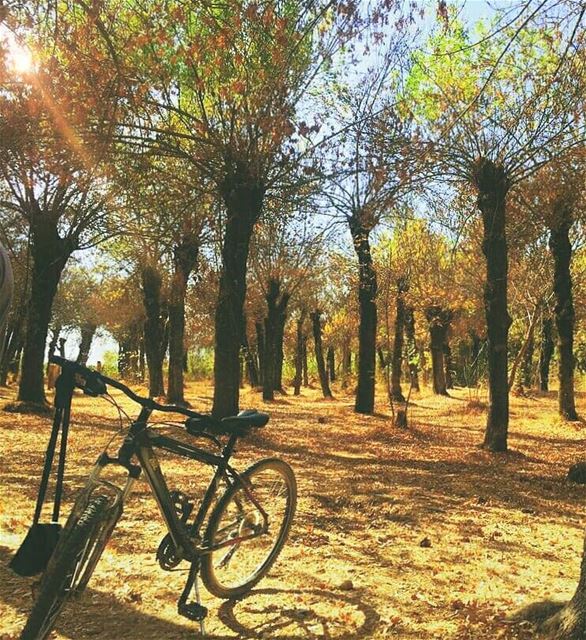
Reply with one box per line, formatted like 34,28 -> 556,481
1,379 -> 586,639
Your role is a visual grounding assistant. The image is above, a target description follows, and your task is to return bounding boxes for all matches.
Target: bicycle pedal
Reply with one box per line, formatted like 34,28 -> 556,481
178,601 -> 208,622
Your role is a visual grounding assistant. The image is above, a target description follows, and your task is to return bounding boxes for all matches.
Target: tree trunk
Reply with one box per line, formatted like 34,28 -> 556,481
239,352 -> 245,388
262,288 -> 277,401
469,330 -> 482,387
255,321 -> 265,386
327,346 -> 336,383
293,311 -> 306,396
474,158 -> 510,453
444,341 -> 454,389
341,339 -> 351,388
142,265 -> 166,397
302,336 -> 308,387
377,346 -> 387,372
550,204 -> 578,421
311,310 -> 332,399
262,279 -> 289,400
274,290 -> 290,393
46,324 -> 62,374
509,309 -> 539,393
405,306 -> 420,392
242,323 -> 259,388
118,322 -> 141,380
522,334 -> 534,389
349,215 -> 377,414
539,315 -> 554,392
425,306 -> 451,396
391,277 -> 407,402
76,323 -> 97,366
18,221 -> 73,405
167,234 -> 199,405
212,171 -> 264,418
0,320 -> 24,386
539,531 -> 586,639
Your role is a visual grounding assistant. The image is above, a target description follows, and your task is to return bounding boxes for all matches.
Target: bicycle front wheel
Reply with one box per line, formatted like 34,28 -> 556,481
201,458 -> 297,599
20,495 -> 115,640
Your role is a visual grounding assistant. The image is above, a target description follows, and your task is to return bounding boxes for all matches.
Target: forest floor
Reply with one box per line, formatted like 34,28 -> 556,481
1,379 -> 586,639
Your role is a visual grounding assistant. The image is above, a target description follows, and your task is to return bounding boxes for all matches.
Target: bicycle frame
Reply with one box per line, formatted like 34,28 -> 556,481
81,403 -> 269,565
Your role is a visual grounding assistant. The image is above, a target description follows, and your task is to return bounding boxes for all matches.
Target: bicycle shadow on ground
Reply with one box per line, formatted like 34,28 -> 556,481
0,545 -> 380,639
217,586 -> 380,639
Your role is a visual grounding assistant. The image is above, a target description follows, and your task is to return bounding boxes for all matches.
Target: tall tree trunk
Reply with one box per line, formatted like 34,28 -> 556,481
469,330 -> 482,386
0,319 -> 25,386
118,322 -> 141,380
139,335 -> 146,381
377,346 -> 387,372
539,315 -> 554,392
302,336 -> 308,387
293,311 -> 306,396
262,285 -> 278,401
522,334 -> 535,389
341,339 -> 351,388
311,310 -> 332,399
255,321 -> 265,386
425,306 -> 451,396
274,291 -> 290,392
76,323 -> 97,366
212,171 -> 264,418
444,341 -> 454,389
349,215 -> 377,414
391,277 -> 408,401
262,279 -> 289,399
550,204 -> 578,420
18,221 -> 73,405
167,234 -> 199,405
327,346 -> 336,383
46,324 -> 62,374
473,158 -> 511,453
142,265 -> 166,397
509,310 -> 540,392
242,322 -> 259,388
404,306 -> 420,391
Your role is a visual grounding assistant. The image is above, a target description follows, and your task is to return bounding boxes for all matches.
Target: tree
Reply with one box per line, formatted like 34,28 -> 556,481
249,207 -> 326,399
511,152 -> 585,415
323,74 -> 415,413
110,0 -> 359,417
376,220 -> 473,396
406,12 -> 585,450
0,10 -> 120,407
0,101 -> 110,405
311,310 -> 332,399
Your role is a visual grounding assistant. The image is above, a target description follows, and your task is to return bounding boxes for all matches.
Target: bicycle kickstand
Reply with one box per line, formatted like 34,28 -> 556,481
178,560 -> 208,636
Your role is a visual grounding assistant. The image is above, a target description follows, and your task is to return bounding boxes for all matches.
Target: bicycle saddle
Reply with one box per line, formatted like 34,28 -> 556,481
186,410 -> 269,437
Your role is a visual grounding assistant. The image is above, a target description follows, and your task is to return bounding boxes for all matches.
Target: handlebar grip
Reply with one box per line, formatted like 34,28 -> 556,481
49,355 -> 107,396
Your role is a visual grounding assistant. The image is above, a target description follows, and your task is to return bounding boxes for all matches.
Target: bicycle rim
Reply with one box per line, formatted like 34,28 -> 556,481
201,458 -> 296,598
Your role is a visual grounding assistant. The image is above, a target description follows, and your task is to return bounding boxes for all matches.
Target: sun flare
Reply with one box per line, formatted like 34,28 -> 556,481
1,27 -> 35,76
10,44 -> 34,74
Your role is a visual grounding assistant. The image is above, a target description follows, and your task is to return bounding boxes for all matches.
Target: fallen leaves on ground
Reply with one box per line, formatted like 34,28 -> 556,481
0,381 -> 584,639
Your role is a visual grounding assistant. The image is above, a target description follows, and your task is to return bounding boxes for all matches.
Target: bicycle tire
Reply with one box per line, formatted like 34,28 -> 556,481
201,458 -> 296,599
20,495 -> 113,640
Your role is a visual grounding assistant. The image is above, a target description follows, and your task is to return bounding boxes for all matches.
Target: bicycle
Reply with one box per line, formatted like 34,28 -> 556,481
16,355 -> 297,640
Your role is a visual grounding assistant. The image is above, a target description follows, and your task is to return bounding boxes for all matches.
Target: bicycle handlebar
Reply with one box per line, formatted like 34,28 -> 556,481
49,355 -> 218,424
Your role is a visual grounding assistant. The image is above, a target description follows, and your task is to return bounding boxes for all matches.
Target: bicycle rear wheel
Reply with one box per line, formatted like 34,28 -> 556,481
20,495 -> 115,640
201,458 -> 296,599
